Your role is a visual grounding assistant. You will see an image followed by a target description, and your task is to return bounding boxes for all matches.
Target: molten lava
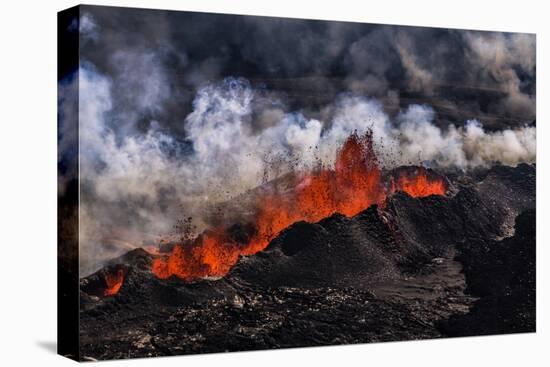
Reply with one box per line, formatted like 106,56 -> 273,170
389,166 -> 447,197
103,267 -> 126,296
152,132 -> 448,281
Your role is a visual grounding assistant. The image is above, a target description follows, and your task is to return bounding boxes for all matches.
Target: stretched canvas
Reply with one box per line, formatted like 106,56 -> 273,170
58,4 -> 536,362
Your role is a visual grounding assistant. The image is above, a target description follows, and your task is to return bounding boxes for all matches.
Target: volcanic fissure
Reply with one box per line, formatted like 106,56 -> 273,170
150,131 -> 447,283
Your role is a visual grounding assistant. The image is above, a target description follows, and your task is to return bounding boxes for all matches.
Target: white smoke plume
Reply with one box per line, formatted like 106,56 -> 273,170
72,66 -> 535,274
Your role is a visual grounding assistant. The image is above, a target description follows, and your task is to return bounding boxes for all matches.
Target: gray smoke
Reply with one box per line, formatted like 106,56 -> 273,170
71,67 -> 535,274
59,6 -> 536,275
78,6 -> 536,134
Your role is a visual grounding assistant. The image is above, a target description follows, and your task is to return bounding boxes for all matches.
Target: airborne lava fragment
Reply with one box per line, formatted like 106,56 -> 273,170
152,132 -> 448,281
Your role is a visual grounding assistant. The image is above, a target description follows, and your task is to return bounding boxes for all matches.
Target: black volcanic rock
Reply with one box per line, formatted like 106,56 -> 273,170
80,286 -> 443,360
441,209 -> 536,336
80,248 -> 238,310
238,198 -> 483,289
386,187 -> 503,255
228,206 -> 406,289
80,164 -> 536,304
78,164 -> 536,360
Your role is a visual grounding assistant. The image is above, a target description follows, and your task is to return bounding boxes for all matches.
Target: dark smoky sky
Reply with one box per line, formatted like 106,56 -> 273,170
78,5 -> 535,141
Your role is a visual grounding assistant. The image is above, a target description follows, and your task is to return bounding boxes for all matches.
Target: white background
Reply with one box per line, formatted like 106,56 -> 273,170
0,0 -> 548,365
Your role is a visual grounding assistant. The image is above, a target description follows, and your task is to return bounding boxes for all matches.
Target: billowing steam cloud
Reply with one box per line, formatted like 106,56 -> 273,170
58,7 -> 535,275
79,7 -> 536,133
69,65 -> 535,275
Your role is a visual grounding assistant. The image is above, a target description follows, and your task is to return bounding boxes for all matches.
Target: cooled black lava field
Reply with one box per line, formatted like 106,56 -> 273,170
77,164 -> 535,361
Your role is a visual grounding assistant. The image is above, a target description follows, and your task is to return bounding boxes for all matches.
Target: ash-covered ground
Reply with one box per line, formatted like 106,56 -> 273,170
78,164 -> 535,361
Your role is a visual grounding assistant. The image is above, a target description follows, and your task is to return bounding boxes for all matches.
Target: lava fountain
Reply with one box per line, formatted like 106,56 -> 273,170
152,131 -> 448,281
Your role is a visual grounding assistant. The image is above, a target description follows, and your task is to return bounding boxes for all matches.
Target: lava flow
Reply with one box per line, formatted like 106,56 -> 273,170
152,132 -> 448,281
103,267 -> 126,296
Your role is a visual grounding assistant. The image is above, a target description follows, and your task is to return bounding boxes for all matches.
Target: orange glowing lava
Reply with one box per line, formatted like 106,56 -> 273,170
389,166 -> 447,197
103,267 -> 126,296
152,132 -> 448,281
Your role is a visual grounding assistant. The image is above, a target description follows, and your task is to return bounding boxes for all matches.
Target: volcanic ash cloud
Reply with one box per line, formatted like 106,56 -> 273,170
67,69 -> 535,274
